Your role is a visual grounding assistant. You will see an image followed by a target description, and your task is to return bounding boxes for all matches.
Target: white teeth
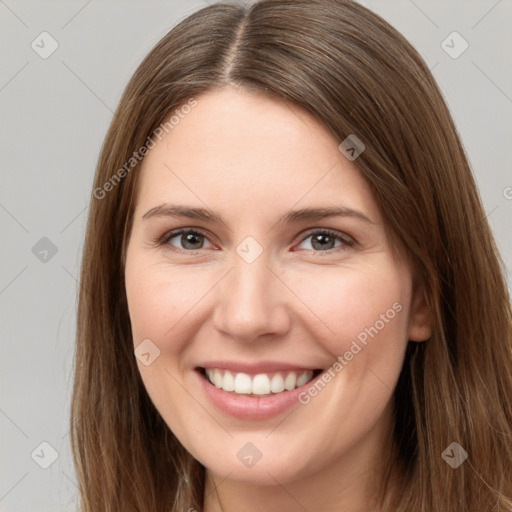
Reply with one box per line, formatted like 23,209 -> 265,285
270,373 -> 285,393
205,368 -> 316,395
213,369 -> 223,388
252,374 -> 271,395
234,372 -> 252,394
296,370 -> 313,387
222,370 -> 235,391
284,372 -> 297,391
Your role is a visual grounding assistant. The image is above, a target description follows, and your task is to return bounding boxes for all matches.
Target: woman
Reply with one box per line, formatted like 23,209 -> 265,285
71,1 -> 512,511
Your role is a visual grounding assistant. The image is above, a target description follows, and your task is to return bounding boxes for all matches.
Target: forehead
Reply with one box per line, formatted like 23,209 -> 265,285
133,87 -> 381,225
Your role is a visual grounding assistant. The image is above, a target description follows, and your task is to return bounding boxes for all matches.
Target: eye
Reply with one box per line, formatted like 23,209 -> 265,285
295,229 -> 354,252
157,227 -> 354,254
161,228 -> 214,252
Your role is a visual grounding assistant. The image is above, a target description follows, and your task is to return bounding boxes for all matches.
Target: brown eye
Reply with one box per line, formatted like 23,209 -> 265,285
163,229 -> 213,251
296,230 -> 354,252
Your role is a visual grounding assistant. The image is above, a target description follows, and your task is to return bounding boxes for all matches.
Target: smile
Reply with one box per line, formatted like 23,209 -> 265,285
196,365 -> 324,420
203,368 -> 321,396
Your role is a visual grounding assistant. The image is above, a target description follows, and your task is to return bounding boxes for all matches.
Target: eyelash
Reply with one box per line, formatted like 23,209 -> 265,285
155,227 -> 355,255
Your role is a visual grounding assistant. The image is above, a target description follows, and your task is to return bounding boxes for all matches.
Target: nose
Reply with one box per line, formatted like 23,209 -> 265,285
212,249 -> 291,343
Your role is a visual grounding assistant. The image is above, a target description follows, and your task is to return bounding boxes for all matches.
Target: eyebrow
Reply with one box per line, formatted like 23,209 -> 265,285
142,204 -> 374,226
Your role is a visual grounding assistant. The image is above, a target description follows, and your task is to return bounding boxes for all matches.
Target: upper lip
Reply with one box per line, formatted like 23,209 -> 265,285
196,360 -> 321,374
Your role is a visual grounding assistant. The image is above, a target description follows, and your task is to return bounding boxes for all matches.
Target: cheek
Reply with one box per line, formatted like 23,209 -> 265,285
124,259 -> 211,426
287,263 -> 411,356
283,265 -> 410,457
125,260 -> 210,349
285,261 -> 412,424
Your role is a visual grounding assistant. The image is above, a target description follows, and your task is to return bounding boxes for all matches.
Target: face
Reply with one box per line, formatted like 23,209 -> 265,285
124,87 -> 431,487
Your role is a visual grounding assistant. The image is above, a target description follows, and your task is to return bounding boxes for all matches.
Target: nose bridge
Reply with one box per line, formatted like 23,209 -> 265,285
213,240 -> 289,341
231,247 -> 272,302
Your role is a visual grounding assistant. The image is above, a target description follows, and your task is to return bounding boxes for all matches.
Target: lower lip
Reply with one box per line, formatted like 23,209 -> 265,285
196,370 -> 322,420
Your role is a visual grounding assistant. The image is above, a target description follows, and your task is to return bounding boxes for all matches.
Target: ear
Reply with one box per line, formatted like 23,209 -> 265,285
408,282 -> 433,342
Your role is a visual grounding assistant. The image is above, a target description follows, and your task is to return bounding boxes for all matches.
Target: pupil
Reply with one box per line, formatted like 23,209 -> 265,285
312,234 -> 333,250
183,233 -> 202,249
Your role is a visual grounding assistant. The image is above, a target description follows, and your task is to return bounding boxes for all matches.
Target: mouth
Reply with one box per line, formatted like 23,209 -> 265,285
196,367 -> 323,397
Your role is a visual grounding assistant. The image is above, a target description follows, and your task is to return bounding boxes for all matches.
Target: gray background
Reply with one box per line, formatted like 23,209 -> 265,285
1,1 -> 511,511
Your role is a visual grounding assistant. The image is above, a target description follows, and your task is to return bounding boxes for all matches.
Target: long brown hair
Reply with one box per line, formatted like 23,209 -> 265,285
71,1 -> 512,510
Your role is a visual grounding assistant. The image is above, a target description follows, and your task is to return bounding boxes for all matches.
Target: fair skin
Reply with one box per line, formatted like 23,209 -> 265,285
124,86 -> 431,512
